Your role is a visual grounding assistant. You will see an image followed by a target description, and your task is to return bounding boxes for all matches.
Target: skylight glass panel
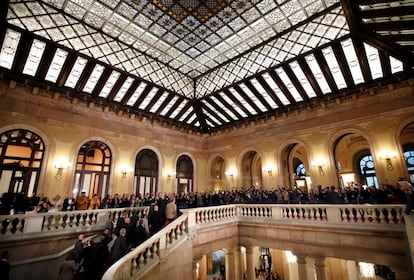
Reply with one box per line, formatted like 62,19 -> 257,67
363,43 -> 383,80
202,109 -> 221,126
210,96 -> 238,120
113,77 -> 134,102
228,88 -> 257,115
149,91 -> 168,113
179,107 -> 193,122
238,83 -> 267,112
205,118 -> 216,127
160,96 -> 179,116
126,82 -> 147,106
322,47 -> 347,89
202,100 -> 230,123
139,87 -> 158,110
45,48 -> 68,83
0,29 -> 21,69
170,100 -> 188,119
83,64 -> 105,93
341,39 -> 364,85
289,61 -> 316,98
219,92 -> 248,117
262,73 -> 290,105
249,78 -> 278,109
64,57 -> 88,88
99,71 -> 121,98
275,68 -> 303,102
22,39 -> 46,76
304,54 -> 331,94
390,56 -> 403,74
186,113 -> 197,124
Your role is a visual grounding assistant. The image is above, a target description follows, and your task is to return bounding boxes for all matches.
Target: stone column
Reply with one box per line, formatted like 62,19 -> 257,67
233,246 -> 243,280
226,247 -> 235,280
296,255 -> 308,280
245,246 -> 256,280
314,257 -> 327,280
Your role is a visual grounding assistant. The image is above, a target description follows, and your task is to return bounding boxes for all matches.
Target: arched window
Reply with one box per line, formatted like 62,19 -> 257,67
403,144 -> 414,182
73,141 -> 111,199
358,154 -> 378,188
294,161 -> 306,179
0,129 -> 45,196
176,155 -> 193,193
134,149 -> 158,196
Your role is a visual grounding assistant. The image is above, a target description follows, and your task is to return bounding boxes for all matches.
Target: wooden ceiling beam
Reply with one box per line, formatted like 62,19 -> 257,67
222,88 -> 253,118
296,57 -> 324,98
204,96 -> 236,122
233,84 -> 262,114
254,75 -> 284,108
120,79 -> 140,106
243,79 -> 273,111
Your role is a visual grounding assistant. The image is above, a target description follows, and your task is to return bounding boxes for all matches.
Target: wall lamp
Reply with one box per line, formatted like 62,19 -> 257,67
54,161 -> 70,180
167,171 -> 176,180
312,161 -> 325,176
120,166 -> 130,182
224,170 -> 234,181
265,168 -> 273,178
379,152 -> 397,171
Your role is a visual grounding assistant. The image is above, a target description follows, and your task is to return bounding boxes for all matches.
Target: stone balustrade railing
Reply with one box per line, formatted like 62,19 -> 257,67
102,203 -> 406,280
102,214 -> 188,280
0,207 -> 149,238
189,204 -> 405,226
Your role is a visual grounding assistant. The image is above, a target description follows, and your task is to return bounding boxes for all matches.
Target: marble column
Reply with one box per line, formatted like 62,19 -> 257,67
233,246 -> 243,280
225,247 -> 235,280
314,257 -> 327,280
245,246 -> 256,280
296,255 -> 308,280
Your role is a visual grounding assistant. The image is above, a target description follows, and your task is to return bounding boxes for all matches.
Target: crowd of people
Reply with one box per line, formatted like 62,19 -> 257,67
2,181 -> 413,280
1,181 -> 414,217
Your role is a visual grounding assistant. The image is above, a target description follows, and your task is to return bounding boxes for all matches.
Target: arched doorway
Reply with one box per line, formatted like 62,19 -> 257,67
400,122 -> 414,182
210,156 -> 225,191
176,155 -> 193,193
0,129 -> 45,196
134,149 -> 158,196
333,133 -> 376,188
280,143 -> 309,189
72,141 -> 111,199
241,151 -> 262,189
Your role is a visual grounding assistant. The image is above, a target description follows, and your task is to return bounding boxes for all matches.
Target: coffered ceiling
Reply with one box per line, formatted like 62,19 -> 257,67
0,0 -> 413,134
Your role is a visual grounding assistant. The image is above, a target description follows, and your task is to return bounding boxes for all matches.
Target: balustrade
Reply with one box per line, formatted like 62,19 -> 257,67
0,207 -> 148,236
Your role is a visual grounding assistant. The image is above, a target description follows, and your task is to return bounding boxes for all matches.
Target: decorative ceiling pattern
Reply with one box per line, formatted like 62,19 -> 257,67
0,0 -> 413,134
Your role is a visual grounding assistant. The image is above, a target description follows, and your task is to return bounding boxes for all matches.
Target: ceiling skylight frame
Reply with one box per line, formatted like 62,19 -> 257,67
0,29 -> 21,69
98,70 -> 121,98
22,39 -> 46,76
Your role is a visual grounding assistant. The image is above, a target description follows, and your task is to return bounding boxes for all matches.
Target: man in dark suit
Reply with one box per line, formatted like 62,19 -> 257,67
62,193 -> 76,211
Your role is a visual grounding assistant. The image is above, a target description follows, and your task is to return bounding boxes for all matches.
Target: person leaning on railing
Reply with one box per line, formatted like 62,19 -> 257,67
399,181 -> 414,216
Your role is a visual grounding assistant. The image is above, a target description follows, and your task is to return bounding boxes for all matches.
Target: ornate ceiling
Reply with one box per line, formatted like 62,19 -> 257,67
0,0 -> 413,134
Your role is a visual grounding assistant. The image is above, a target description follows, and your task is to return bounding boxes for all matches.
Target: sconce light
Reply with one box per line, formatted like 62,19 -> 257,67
54,161 -> 70,180
312,160 -> 325,176
120,165 -> 130,182
121,170 -> 127,181
379,152 -> 397,171
265,168 -> 273,178
225,170 -> 234,181
167,171 -> 176,180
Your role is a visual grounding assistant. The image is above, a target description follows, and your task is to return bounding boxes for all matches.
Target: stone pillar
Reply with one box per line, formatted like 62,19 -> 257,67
199,255 -> 207,280
226,247 -> 235,280
233,247 -> 243,280
245,246 -> 256,280
296,255 -> 308,280
314,257 -> 327,280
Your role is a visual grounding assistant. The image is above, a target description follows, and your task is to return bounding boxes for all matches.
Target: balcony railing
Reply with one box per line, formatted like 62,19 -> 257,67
102,203 -> 406,280
0,207 -> 149,238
